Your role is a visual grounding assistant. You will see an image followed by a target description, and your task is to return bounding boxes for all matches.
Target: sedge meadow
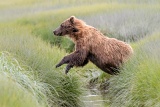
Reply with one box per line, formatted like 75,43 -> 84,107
0,0 -> 160,107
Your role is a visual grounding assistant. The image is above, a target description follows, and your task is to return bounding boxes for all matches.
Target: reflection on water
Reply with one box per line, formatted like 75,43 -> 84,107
83,89 -> 109,107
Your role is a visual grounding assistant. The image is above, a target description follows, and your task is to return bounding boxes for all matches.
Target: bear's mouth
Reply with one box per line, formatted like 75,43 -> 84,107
57,32 -> 62,36
54,32 -> 63,36
53,29 -> 63,36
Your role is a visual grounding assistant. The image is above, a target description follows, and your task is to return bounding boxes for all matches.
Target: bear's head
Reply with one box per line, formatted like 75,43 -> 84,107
53,16 -> 85,36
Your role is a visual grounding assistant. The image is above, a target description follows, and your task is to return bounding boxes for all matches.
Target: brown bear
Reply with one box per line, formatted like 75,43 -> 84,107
53,16 -> 133,75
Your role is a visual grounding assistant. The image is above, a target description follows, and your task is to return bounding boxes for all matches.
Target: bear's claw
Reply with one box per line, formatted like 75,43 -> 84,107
56,64 -> 60,68
65,64 -> 73,74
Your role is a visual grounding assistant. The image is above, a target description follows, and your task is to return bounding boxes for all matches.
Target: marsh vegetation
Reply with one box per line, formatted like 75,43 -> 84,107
0,0 -> 160,107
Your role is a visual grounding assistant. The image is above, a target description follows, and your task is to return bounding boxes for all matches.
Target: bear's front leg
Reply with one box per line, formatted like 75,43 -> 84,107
64,58 -> 88,74
56,49 -> 88,74
56,56 -> 70,68
65,64 -> 74,74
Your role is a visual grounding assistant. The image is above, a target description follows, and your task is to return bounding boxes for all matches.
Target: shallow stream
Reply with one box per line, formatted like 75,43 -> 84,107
83,88 -> 109,107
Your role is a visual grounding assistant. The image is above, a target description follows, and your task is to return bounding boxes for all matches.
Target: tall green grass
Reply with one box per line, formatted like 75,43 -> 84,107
0,74 -> 42,107
0,24 -> 83,107
1,0 -> 160,106
0,52 -> 47,107
108,33 -> 160,107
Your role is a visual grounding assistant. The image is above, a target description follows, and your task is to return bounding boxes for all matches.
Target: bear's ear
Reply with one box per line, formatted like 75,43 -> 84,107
70,16 -> 75,24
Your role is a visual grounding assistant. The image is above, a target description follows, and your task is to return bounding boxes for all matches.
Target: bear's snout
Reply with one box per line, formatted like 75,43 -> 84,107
53,30 -> 57,35
53,30 -> 61,36
53,27 -> 63,36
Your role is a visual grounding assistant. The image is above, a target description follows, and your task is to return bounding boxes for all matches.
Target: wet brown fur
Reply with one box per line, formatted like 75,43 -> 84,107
53,16 -> 133,74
